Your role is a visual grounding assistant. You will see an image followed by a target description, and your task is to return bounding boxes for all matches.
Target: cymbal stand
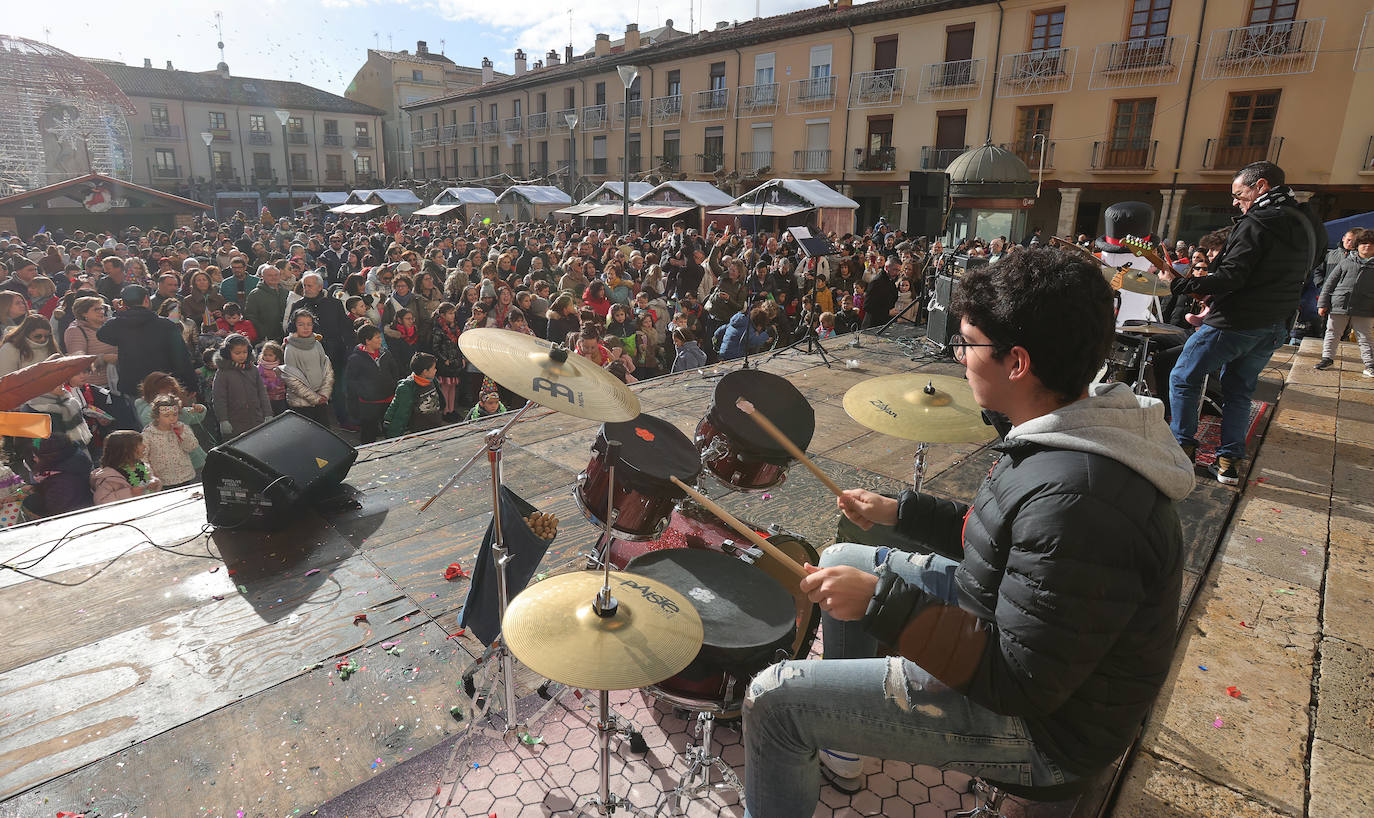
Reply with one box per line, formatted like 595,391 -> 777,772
666,687 -> 744,816
1130,335 -> 1154,396
913,441 -> 931,494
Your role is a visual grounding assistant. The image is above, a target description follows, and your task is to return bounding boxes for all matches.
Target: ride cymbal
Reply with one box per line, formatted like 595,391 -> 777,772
502,570 -> 704,691
1119,322 -> 1184,336
843,374 -> 995,444
458,328 -> 641,421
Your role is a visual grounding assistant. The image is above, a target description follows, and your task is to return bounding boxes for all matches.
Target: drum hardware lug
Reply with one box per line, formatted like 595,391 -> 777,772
720,539 -> 761,564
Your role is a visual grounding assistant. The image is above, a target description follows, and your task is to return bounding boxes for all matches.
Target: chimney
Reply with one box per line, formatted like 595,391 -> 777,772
715,20 -> 729,30
217,61 -> 230,79
416,40 -> 428,56
481,56 -> 494,84
624,23 -> 640,51
143,58 -> 152,68
594,33 -> 611,57
514,49 -> 527,75
165,60 -> 174,70
565,45 -> 574,63
546,49 -> 561,67
533,60 -> 543,70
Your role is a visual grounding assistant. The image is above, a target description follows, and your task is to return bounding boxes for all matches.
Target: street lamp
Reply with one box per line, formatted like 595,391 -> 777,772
200,131 -> 216,218
351,149 -> 360,187
564,111 -> 579,198
275,109 -> 292,216
616,65 -> 640,237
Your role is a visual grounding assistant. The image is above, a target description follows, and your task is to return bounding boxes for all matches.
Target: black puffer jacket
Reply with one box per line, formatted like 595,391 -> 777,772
865,384 -> 1193,777
1170,186 -> 1322,330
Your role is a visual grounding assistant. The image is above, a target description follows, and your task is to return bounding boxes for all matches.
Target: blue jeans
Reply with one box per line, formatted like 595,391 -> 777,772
741,544 -> 1072,818
1168,322 -> 1285,460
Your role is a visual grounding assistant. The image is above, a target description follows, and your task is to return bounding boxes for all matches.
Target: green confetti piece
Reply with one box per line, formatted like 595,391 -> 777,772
237,584 -> 248,594
517,731 -> 543,745
1274,588 -> 1297,595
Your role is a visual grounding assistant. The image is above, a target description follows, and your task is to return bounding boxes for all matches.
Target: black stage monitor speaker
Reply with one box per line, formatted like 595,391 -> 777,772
927,272 -> 959,349
202,411 -> 357,529
907,171 -> 950,239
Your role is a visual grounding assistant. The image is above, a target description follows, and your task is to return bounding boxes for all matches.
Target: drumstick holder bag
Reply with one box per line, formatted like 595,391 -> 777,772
460,486 -> 552,646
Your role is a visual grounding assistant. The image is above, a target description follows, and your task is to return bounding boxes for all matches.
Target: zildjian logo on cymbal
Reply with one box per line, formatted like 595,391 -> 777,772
868,399 -> 898,418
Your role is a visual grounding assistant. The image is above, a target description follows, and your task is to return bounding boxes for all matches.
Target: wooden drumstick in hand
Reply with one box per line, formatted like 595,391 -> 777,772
669,476 -> 808,579
736,398 -> 845,498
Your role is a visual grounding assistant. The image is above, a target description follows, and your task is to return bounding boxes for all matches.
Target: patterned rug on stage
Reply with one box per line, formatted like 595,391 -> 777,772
1194,400 -> 1269,468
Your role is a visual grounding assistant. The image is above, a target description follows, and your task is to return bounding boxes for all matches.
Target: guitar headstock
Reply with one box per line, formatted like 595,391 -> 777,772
1121,235 -> 1168,270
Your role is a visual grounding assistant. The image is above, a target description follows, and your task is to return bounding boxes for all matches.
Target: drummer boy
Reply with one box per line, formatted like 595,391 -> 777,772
740,246 -> 1194,816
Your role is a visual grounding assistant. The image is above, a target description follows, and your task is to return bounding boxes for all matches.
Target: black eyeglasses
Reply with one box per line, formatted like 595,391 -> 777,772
948,333 -> 998,364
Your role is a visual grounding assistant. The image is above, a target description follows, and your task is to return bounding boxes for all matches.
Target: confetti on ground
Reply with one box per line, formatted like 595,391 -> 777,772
1301,548 -> 1308,555
385,645 -> 404,656
1275,588 -> 1296,595
336,658 -> 359,680
370,758 -> 382,770
1212,717 -> 1224,728
449,706 -> 464,720
1226,686 -> 1243,698
443,563 -> 467,581
1198,665 -> 1209,671
354,613 -> 368,624
761,493 -> 773,500
304,568 -> 321,576
517,731 -> 543,745
237,585 -> 248,594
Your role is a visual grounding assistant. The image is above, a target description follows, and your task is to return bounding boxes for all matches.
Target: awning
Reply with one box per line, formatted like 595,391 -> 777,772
413,203 -> 461,217
553,203 -> 596,216
353,203 -> 385,214
708,204 -> 812,217
327,204 -> 355,214
295,203 -> 321,211
633,205 -> 694,219
580,203 -> 626,218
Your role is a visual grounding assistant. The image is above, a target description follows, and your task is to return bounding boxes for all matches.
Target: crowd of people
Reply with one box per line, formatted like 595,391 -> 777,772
0,207 -> 941,522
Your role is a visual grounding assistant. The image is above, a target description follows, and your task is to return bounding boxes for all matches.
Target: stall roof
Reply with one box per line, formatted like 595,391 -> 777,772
633,205 -> 695,219
708,203 -> 811,217
580,203 -> 628,218
309,192 -> 350,205
413,204 -> 462,217
582,181 -> 654,203
731,178 -> 859,209
636,181 -> 734,206
367,189 -> 423,205
553,203 -> 596,216
436,187 -> 498,205
498,185 -> 573,205
0,172 -> 210,213
345,189 -> 377,204
329,203 -> 385,214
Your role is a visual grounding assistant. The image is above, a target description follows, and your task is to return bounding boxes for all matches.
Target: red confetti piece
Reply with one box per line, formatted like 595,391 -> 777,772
354,613 -> 368,624
1226,686 -> 1242,698
443,563 -> 468,581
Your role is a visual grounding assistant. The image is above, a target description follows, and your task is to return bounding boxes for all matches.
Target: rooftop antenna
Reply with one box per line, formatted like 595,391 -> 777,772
388,33 -> 393,51
689,0 -> 693,33
214,11 -> 226,63
42,27 -> 51,43
440,38 -> 446,54
373,31 -> 379,49
568,9 -> 573,50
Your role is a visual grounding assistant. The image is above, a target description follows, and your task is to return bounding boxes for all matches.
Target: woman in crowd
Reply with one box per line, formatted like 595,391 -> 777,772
0,314 -> 60,378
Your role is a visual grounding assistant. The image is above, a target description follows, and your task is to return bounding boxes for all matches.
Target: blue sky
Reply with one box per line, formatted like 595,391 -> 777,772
12,0 -> 827,98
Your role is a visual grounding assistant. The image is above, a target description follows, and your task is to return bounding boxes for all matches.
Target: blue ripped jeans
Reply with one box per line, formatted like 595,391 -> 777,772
741,543 -> 1073,818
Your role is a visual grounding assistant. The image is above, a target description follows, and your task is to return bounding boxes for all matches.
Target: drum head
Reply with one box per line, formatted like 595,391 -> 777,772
625,549 -> 795,662
595,413 -> 702,489
709,370 -> 815,459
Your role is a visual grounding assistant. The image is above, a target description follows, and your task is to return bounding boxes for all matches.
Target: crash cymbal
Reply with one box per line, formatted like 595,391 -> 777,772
843,374 -> 995,444
458,328 -> 641,422
1114,267 -> 1171,298
1120,322 -> 1184,337
502,570 -> 704,691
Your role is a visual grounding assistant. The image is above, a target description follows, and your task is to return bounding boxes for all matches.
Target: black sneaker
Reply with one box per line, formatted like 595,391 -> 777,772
1315,358 -> 1334,370
1211,456 -> 1240,485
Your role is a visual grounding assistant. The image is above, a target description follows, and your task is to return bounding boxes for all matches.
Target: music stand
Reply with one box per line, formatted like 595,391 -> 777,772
766,226 -> 836,367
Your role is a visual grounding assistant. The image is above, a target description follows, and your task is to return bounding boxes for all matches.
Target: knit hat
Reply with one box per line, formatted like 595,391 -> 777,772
479,280 -> 497,300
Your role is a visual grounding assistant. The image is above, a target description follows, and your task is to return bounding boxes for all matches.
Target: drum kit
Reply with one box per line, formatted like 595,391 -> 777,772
417,328 -> 996,816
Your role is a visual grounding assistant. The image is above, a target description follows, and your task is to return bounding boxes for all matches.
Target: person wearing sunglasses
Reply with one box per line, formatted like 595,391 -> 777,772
742,247 -> 1194,817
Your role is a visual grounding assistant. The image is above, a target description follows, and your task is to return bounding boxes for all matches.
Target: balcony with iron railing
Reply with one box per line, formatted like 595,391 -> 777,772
1201,136 -> 1283,171
553,109 -> 576,131
212,166 -> 237,181
921,145 -> 967,170
462,163 -> 479,178
143,123 -> 182,140
618,155 -> 644,174
323,133 -> 343,147
503,116 -> 523,137
151,164 -> 182,179
483,163 -> 502,177
356,174 -> 381,187
324,168 -> 346,182
787,75 -> 838,114
440,125 -> 457,145
527,112 -> 548,135
736,83 -> 779,118
585,157 -> 608,175
848,68 -> 906,109
655,154 -> 682,173
918,59 -> 983,102
247,130 -> 272,146
506,160 -> 524,176
354,135 -> 372,147
856,145 -> 897,172
615,99 -> 643,126
690,88 -> 730,121
459,122 -> 477,143
650,95 -> 683,125
208,128 -> 232,142
581,105 -> 608,132
1090,138 -> 1159,171
1203,18 -> 1324,80
696,153 -> 725,173
793,149 -> 831,173
738,150 -> 773,174
528,160 -> 550,176
1001,140 -> 1056,169
479,121 -> 500,140
998,48 -> 1078,97
287,131 -> 309,145
1089,36 -> 1186,90
290,167 -> 312,181
250,170 -> 276,186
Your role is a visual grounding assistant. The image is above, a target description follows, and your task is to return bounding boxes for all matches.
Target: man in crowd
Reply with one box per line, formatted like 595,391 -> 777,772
97,284 -> 198,396
245,264 -> 290,344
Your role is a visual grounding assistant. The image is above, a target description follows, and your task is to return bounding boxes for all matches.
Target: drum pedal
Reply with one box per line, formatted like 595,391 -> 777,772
719,539 -> 762,564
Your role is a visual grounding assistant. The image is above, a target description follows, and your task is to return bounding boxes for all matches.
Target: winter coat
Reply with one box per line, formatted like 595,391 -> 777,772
282,291 -> 354,362
383,375 -> 445,438
143,421 -> 198,486
219,274 -> 260,306
0,338 -> 60,378
282,335 -> 334,403
344,345 -> 398,422
712,311 -> 769,360
134,398 -> 207,470
91,465 -> 159,504
244,282 -> 291,344
1318,254 -> 1374,317
671,340 -> 708,373
97,307 -> 197,396
181,289 -> 226,327
23,436 -> 93,518
212,350 -> 272,436
865,384 -> 1194,777
428,321 -> 463,377
64,319 -> 118,387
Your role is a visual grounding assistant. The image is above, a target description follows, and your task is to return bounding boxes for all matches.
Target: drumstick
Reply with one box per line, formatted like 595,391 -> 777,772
669,475 -> 809,579
735,398 -> 845,499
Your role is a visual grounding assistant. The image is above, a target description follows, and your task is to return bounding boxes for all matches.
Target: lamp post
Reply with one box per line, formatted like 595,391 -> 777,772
200,131 -> 216,218
564,111 -> 579,198
616,65 -> 640,237
275,109 -> 292,216
351,149 -> 360,187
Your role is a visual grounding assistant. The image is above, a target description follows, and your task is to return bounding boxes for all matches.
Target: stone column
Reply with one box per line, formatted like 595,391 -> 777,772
1158,187 -> 1186,240
1056,187 -> 1081,237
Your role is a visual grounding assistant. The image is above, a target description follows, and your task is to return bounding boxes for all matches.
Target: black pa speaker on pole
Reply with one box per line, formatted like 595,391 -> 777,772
907,171 -> 950,239
202,411 -> 357,529
926,272 -> 958,349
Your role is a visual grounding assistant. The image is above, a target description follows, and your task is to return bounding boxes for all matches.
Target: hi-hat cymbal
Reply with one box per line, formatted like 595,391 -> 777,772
843,374 -> 995,444
1120,322 -> 1184,337
458,328 -> 641,422
503,570 -> 704,691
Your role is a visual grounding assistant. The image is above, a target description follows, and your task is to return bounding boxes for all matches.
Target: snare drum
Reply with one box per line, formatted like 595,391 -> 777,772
624,548 -> 796,715
610,508 -> 822,714
575,414 -> 702,541
695,370 -> 815,491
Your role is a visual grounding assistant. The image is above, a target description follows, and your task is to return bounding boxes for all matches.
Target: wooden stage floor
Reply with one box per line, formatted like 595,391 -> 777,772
0,333 -> 1242,818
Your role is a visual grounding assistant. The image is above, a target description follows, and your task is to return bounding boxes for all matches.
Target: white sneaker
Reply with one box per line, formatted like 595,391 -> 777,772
820,749 -> 866,794
1363,369 -> 1374,379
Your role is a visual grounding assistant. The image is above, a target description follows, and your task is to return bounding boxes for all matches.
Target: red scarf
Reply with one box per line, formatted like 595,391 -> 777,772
358,343 -> 381,361
396,324 -> 417,343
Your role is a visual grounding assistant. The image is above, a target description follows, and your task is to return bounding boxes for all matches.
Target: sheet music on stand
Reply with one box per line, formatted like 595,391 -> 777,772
787,226 -> 838,259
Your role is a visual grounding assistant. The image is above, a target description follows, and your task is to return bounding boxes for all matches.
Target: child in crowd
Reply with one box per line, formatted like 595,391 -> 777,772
258,341 -> 288,415
384,307 -> 420,366
383,352 -> 445,438
90,430 -> 162,504
135,372 -> 207,471
212,334 -> 271,439
817,311 -> 837,340
604,336 -> 637,384
344,325 -> 397,444
215,302 -> 257,343
466,388 -> 506,421
670,328 -> 707,373
633,313 -> 660,379
142,394 -> 198,487
345,296 -> 371,326
281,309 -> 334,426
575,327 -> 610,366
428,302 -> 462,420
